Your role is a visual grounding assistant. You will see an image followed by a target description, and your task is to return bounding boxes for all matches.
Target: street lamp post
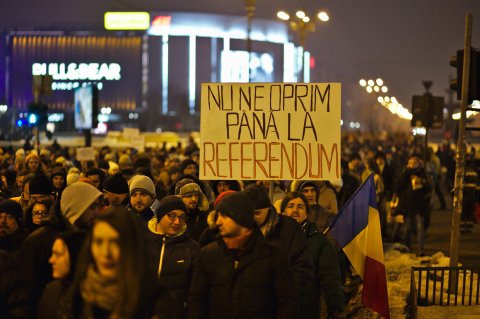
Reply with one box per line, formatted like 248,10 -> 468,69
245,0 -> 256,82
277,9 -> 329,82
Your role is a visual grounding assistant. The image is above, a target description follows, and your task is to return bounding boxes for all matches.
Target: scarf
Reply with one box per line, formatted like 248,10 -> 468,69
80,266 -> 119,317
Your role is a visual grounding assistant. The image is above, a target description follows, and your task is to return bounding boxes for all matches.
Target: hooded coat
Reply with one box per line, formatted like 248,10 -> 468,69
293,181 -> 335,233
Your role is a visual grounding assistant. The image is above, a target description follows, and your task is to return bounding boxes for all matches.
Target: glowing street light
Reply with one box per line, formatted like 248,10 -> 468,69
317,11 -> 330,22
359,77 -> 412,120
277,8 -> 330,82
244,0 -> 257,81
296,10 -> 306,19
277,11 -> 290,21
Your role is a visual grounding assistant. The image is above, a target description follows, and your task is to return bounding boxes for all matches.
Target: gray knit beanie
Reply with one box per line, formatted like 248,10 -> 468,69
60,182 -> 102,225
129,174 -> 155,199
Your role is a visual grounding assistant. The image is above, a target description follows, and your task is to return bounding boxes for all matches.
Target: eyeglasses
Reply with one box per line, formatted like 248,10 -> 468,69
32,210 -> 49,218
166,212 -> 187,223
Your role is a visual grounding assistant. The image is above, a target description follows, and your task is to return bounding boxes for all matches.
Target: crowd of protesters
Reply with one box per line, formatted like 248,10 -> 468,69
0,131 -> 476,318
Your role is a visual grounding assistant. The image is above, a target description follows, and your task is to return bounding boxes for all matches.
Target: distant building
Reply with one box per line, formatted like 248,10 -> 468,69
0,12 -> 305,133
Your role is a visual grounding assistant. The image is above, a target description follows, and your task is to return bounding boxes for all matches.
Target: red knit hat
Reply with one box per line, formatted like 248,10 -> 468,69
214,190 -> 236,209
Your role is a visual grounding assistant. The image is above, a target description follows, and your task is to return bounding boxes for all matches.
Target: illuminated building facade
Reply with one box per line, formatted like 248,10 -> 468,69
0,12 -> 303,133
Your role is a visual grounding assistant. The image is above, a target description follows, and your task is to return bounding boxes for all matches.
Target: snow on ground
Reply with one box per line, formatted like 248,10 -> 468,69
346,244 -> 479,319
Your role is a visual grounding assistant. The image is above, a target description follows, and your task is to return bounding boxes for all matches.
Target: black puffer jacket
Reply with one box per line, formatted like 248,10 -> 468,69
148,218 -> 199,307
262,210 -> 313,284
186,207 -> 209,242
188,227 -> 297,319
0,251 -> 31,319
129,205 -> 155,223
261,210 -> 314,318
302,220 -> 345,317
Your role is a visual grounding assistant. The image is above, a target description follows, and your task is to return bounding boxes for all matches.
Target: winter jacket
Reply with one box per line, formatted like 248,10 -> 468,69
188,227 -> 297,319
0,228 -> 27,254
186,207 -> 209,242
395,167 -> 432,217
148,218 -> 200,307
262,210 -> 314,319
317,184 -> 338,214
301,220 -> 345,317
263,210 -> 313,285
0,252 -> 31,319
308,203 -> 334,234
38,279 -> 67,319
129,205 -> 155,223
16,222 -> 65,315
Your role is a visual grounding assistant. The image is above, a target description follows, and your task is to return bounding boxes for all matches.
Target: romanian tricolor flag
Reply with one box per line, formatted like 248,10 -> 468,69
326,174 -> 390,319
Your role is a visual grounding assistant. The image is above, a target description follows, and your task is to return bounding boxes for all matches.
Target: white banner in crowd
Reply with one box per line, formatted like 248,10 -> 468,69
76,147 -> 95,162
199,83 -> 341,182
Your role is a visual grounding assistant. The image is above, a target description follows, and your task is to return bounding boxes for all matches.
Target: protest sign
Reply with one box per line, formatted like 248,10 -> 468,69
200,83 -> 341,182
130,135 -> 145,153
76,147 -> 95,162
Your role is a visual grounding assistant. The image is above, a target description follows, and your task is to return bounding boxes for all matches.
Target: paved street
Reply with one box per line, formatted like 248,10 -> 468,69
416,191 -> 480,269
409,189 -> 480,318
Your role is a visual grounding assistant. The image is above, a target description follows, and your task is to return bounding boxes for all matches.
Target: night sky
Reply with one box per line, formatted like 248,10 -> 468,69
2,0 -> 480,129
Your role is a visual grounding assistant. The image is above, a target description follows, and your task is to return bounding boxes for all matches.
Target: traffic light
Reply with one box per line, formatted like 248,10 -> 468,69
16,118 -> 28,127
450,47 -> 480,103
27,102 -> 48,127
411,94 -> 444,128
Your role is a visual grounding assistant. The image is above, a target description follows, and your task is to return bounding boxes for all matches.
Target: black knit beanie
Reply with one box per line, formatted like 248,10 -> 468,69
103,173 -> 129,194
243,184 -> 271,210
29,172 -> 52,196
215,191 -> 255,228
298,181 -> 318,193
50,166 -> 67,179
0,199 -> 23,224
156,195 -> 187,220
180,159 -> 198,174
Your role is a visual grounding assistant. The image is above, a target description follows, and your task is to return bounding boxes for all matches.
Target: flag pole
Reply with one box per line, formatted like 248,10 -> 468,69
323,172 -> 375,235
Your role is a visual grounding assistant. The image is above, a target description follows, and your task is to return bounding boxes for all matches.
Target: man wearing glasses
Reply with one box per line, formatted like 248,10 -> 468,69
148,195 -> 199,314
175,178 -> 210,242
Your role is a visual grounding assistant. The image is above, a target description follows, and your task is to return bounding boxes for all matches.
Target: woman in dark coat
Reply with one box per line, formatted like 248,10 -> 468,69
58,207 -> 182,319
37,230 -> 86,319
